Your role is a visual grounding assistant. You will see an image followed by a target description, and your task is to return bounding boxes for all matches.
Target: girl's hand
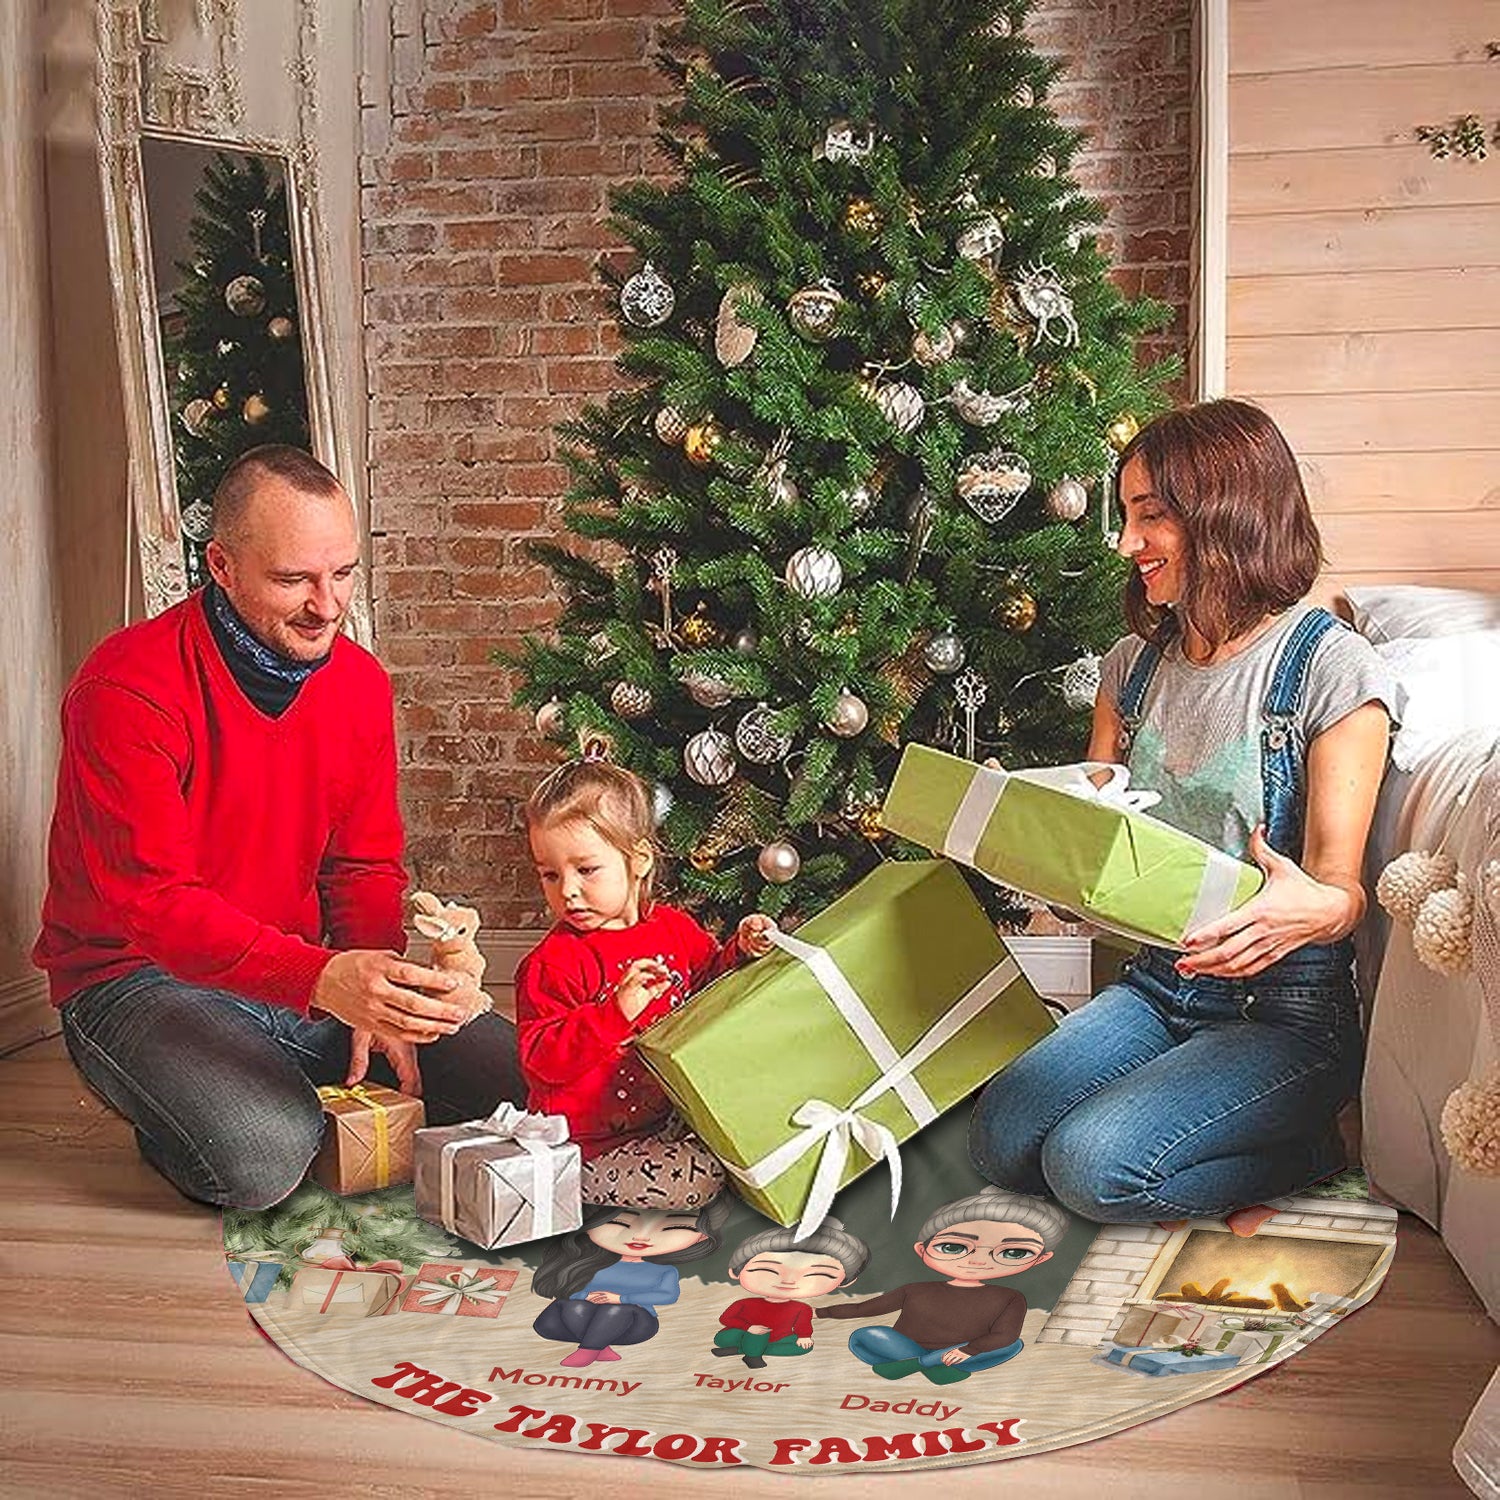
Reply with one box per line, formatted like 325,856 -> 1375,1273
614,957 -> 673,1020
796,1336 -> 813,1349
586,1291 -> 622,1304
738,913 -> 779,959
747,1323 -> 771,1334
1177,826 -> 1354,979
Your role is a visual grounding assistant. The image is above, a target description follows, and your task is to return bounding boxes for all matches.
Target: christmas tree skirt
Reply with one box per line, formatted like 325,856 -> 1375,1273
224,1112 -> 1395,1475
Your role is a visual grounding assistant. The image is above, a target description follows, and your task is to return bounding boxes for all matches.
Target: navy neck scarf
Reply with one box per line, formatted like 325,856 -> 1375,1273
204,581 -> 330,717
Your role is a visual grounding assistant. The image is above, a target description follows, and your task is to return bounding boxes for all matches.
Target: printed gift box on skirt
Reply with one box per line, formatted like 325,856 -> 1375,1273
637,859 -> 1054,1235
289,1258 -> 407,1317
399,1263 -> 517,1318
414,1103 -> 583,1250
884,745 -> 1264,949
310,1083 -> 424,1195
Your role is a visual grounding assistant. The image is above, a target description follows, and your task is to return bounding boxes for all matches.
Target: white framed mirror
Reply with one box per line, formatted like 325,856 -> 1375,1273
96,0 -> 369,640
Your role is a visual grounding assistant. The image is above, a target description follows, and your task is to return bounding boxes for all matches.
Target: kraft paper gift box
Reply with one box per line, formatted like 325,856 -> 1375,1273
398,1263 -> 517,1318
637,859 -> 1054,1234
1099,1342 -> 1242,1377
289,1259 -> 407,1317
1113,1302 -> 1197,1350
414,1103 -> 583,1250
310,1083 -> 424,1195
227,1257 -> 283,1305
884,745 -> 1264,949
1201,1316 -> 1297,1364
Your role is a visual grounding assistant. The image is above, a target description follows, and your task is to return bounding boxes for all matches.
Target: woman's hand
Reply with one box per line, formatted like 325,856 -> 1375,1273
1176,825 -> 1356,978
737,913 -> 779,959
586,1290 -> 622,1304
614,957 -> 673,1020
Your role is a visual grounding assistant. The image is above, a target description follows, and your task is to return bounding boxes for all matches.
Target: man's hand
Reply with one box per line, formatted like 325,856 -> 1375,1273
737,913 -> 779,959
312,949 -> 470,1045
614,957 -> 673,1021
346,1029 -> 423,1096
940,1348 -> 970,1366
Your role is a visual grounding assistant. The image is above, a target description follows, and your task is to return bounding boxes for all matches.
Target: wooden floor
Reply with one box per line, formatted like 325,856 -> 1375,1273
3,1032 -> 1496,1500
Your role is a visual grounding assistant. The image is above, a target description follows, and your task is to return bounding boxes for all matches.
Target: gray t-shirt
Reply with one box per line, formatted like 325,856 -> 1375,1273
1098,605 -> 1398,859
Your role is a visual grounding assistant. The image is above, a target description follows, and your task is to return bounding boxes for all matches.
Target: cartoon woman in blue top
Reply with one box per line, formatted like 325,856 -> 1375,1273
531,1197 -> 732,1367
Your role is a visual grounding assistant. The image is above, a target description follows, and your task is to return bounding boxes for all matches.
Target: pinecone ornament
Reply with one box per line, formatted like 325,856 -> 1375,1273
1412,876 -> 1473,977
1441,1068 -> 1500,1176
1376,849 -> 1458,925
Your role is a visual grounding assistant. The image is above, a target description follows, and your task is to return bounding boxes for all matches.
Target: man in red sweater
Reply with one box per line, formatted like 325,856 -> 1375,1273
34,447 -> 520,1208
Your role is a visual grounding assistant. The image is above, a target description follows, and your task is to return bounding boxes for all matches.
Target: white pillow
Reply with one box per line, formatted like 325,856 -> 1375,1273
1376,631 -> 1500,770
1345,584 -> 1500,643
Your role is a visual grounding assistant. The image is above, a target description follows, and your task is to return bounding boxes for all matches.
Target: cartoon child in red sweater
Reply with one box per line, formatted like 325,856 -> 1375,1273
516,747 -> 778,1210
712,1217 -> 870,1368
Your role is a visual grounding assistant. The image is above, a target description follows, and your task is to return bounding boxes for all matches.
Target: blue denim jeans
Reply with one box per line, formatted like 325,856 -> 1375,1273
60,965 -> 524,1210
848,1326 -> 1024,1373
968,943 -> 1363,1222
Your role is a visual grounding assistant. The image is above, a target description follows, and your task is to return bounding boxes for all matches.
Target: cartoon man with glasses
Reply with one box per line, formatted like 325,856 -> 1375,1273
816,1187 -> 1071,1384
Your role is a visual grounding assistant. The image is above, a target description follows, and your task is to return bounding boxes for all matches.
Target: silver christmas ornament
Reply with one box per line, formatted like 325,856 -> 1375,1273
958,449 -> 1033,523
610,681 -> 654,719
948,377 -> 1032,427
714,284 -> 762,366
817,119 -> 876,162
872,380 -> 925,435
619,261 -> 676,328
587,630 -> 618,664
534,700 -> 565,738
1014,261 -> 1080,346
987,12 -> 1013,37
1046,476 -> 1090,522
651,783 -> 674,825
842,480 -> 877,519
757,432 -> 798,507
684,727 -> 736,786
757,839 -> 801,884
923,630 -> 966,675
179,499 -> 215,542
683,670 -> 734,709
654,406 -> 689,444
182,398 -> 214,437
826,690 -> 869,737
224,274 -> 266,316
785,545 -> 843,599
788,282 -> 844,342
1061,653 -> 1102,710
735,704 -> 792,764
956,212 -> 1006,269
731,626 -> 759,655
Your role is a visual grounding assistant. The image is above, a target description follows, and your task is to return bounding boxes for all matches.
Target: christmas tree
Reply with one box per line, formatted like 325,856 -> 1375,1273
163,152 -> 311,586
509,0 -> 1175,928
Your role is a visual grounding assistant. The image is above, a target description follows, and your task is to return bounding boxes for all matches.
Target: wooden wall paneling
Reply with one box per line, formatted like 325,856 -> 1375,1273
1229,0 -> 1500,74
1229,329 -> 1500,394
1300,452 -> 1500,514
1230,147 -> 1500,218
1229,268 -> 1500,337
1229,206 -> 1500,276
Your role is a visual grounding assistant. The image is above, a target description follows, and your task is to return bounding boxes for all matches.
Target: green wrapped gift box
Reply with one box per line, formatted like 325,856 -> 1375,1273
884,745 -> 1264,950
636,859 -> 1054,1232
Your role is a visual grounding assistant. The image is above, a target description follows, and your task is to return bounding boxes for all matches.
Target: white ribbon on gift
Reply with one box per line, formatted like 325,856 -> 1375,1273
409,1267 -> 510,1315
721,928 -> 1021,1240
942,760 -> 1246,941
439,1102 -> 570,1244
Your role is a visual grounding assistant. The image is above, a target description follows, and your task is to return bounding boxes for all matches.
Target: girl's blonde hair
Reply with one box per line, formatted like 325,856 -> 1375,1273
523,751 -> 660,915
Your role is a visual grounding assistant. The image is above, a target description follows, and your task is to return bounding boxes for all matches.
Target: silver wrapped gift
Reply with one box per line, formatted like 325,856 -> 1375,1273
414,1102 -> 582,1250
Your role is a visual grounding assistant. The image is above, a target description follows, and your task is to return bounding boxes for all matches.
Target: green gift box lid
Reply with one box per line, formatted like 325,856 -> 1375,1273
637,859 -> 1054,1227
884,744 -> 1263,948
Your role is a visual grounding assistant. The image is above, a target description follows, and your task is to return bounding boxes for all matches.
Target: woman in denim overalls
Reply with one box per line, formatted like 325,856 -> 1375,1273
969,400 -> 1394,1227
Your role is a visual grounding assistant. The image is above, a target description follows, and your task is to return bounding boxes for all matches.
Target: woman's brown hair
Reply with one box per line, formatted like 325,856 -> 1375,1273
1117,399 -> 1324,651
523,754 -> 660,915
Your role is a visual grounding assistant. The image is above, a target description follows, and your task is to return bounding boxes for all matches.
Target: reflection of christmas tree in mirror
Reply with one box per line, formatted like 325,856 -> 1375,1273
161,152 -> 311,587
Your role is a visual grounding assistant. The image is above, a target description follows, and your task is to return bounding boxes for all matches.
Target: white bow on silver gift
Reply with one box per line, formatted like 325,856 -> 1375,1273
440,1102 -> 570,1242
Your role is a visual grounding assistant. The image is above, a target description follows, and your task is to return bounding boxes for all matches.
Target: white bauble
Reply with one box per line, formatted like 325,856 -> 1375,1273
785,546 -> 843,599
1046,476 -> 1089,522
534,700 -> 565,738
1060,653 -> 1102,710
825,691 -> 869,737
923,631 -> 966,675
684,728 -> 736,785
683,671 -> 734,709
651,783 -> 674,826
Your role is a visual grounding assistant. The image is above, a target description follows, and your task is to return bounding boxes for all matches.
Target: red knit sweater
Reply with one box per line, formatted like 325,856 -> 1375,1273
515,905 -> 740,1155
33,593 -> 407,1011
719,1297 -> 813,1341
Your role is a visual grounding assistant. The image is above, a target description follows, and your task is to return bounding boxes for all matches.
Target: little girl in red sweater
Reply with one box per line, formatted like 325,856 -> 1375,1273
515,751 -> 776,1210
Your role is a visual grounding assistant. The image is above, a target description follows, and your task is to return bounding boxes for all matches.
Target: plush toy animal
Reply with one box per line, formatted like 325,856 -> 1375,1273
411,890 -> 490,1018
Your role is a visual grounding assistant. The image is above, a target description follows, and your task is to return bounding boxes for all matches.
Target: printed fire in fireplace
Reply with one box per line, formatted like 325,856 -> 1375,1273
1141,1230 -> 1389,1313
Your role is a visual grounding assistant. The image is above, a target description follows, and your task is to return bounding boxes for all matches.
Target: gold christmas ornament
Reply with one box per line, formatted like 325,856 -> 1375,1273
856,804 -> 886,840
242,392 -> 271,425
610,682 -> 653,719
689,845 -> 719,873
224,274 -> 267,316
679,601 -> 724,648
212,384 -> 232,410
1106,412 -> 1141,453
844,197 -> 881,235
787,282 -> 844,342
911,325 -> 958,367
997,584 -> 1038,633
267,315 -> 296,341
856,270 -> 891,299
181,398 -> 214,437
683,418 -> 724,467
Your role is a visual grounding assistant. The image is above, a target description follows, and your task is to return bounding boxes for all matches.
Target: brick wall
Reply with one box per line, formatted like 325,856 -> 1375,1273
362,0 -> 1193,929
